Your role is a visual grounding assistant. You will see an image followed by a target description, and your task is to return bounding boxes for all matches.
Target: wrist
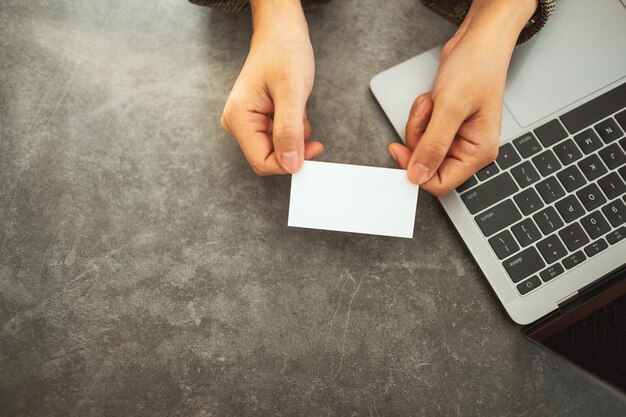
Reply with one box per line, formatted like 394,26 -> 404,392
467,0 -> 538,43
250,0 -> 309,39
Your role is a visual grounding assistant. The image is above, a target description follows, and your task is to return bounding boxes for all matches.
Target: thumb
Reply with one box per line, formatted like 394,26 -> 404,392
408,101 -> 467,185
272,89 -> 306,173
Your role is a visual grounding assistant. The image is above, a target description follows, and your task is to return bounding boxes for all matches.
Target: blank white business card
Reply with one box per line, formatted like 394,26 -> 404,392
288,161 -> 419,238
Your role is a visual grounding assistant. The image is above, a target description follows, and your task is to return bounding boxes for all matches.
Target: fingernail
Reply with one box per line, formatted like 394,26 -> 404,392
388,147 -> 397,161
413,97 -> 428,117
410,162 -> 432,184
309,147 -> 324,160
280,150 -> 301,173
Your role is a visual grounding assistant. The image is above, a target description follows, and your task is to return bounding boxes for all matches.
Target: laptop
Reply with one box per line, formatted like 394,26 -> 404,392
371,0 -> 626,393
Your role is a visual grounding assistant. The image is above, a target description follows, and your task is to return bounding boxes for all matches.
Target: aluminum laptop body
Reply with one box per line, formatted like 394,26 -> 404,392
370,0 -> 626,325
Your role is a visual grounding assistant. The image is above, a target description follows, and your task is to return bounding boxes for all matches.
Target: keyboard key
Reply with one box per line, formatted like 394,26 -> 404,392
496,143 -> 521,170
595,118 -> 624,143
537,234 -> 568,264
534,207 -> 564,234
620,165 -> 626,182
555,195 -> 586,223
580,211 -> 611,239
606,226 -> 626,245
535,176 -> 565,204
513,133 -> 542,158
553,139 -> 583,166
517,275 -> 542,295
560,82 -> 626,133
584,239 -> 609,257
557,166 -> 586,192
573,128 -> 603,154
577,154 -> 608,181
511,218 -> 542,247
576,183 -> 607,211
488,230 -> 520,260
511,161 -> 540,188
476,163 -> 500,181
535,119 -> 568,147
540,263 -> 564,282
503,247 -> 545,283
461,173 -> 519,214
514,188 -> 544,216
621,137 -> 626,152
456,176 -> 478,193
559,223 -> 590,251
562,251 -> 586,270
602,199 -> 626,227
598,172 -> 626,200
532,150 -> 561,177
599,143 -> 626,170
474,199 -> 522,237
616,109 -> 626,131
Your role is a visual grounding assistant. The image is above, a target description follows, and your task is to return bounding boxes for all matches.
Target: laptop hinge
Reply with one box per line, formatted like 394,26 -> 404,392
557,291 -> 579,307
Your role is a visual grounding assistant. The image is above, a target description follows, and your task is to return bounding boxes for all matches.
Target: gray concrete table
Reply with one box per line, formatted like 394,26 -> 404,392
1,0 -> 625,415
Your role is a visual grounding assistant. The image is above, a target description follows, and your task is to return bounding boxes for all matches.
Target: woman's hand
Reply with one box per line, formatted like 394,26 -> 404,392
389,0 -> 538,195
221,0 -> 323,175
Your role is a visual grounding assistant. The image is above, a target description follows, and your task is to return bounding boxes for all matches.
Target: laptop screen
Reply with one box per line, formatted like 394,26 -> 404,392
524,270 -> 626,394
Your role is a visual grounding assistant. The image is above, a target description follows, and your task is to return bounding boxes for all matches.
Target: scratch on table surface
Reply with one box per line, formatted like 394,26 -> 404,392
327,273 -> 350,344
32,260 -> 98,312
45,347 -> 85,364
345,269 -> 357,284
384,283 -> 404,328
48,69 -> 75,122
331,269 -> 344,292
24,66 -> 65,136
416,375 -> 434,388
316,75 -> 353,95
414,362 -> 432,368
333,275 -> 363,380
39,222 -> 63,277
66,261 -> 98,289
109,254 -> 122,266
371,398 -> 380,417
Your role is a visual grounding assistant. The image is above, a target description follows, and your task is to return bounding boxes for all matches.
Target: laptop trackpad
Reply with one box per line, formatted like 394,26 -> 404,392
504,0 -> 626,128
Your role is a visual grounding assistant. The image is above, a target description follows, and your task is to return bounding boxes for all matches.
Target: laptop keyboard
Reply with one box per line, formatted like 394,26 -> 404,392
457,82 -> 626,296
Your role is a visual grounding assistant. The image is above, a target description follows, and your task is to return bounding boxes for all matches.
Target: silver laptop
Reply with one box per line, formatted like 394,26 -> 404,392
371,0 -> 626,326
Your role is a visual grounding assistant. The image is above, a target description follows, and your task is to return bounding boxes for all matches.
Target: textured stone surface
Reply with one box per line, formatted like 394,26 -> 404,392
0,0 -> 625,416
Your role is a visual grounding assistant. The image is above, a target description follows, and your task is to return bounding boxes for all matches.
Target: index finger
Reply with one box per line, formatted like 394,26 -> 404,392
420,138 -> 494,196
229,110 -> 325,176
231,110 -> 285,176
407,100 -> 468,185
